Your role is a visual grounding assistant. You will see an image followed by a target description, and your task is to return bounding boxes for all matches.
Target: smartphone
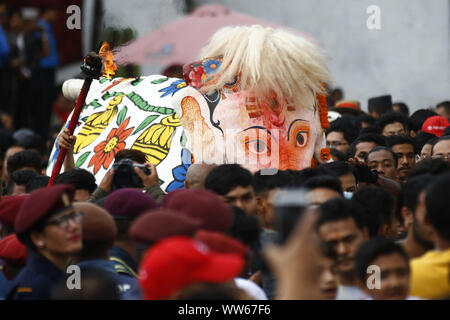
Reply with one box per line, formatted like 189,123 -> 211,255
274,188 -> 309,244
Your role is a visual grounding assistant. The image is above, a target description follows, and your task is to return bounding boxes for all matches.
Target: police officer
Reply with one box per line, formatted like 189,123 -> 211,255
71,202 -> 142,299
7,184 -> 83,300
103,188 -> 159,279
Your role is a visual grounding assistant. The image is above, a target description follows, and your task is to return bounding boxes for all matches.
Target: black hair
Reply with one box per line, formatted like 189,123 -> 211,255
114,149 -> 146,164
320,161 -> 358,183
304,175 -> 343,195
53,168 -> 97,193
426,173 -> 450,240
407,158 -> 450,178
352,186 -> 395,237
408,109 -> 437,133
355,238 -> 409,282
325,116 -> 361,145
6,150 -> 41,175
345,133 -> 386,160
317,198 -> 366,231
393,102 -> 410,117
366,146 -> 398,167
25,175 -> 50,193
402,174 -> 433,212
329,148 -> 346,162
359,126 -> 381,135
289,167 -> 323,187
10,169 -> 38,186
51,265 -> 120,300
227,206 -> 260,247
252,170 -> 294,195
358,114 -> 376,127
386,135 -> 415,149
374,112 -> 409,133
205,164 -> 253,196
368,99 -> 393,116
414,132 -> 438,155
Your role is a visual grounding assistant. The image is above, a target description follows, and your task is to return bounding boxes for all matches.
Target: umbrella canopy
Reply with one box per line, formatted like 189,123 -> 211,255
114,3 -> 313,67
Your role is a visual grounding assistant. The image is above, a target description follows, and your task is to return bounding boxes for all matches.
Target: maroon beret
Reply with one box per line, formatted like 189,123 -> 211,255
0,234 -> 27,266
73,202 -> 117,243
195,230 -> 249,257
0,195 -> 29,228
14,184 -> 75,234
104,188 -> 159,219
165,189 -> 232,232
129,208 -> 201,243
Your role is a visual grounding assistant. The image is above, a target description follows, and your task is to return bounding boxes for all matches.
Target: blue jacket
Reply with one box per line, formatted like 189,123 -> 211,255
109,246 -> 138,278
77,259 -> 141,300
6,252 -> 64,300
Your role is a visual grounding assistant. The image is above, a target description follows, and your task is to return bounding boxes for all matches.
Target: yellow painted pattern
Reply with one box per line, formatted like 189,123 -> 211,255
131,114 -> 181,165
73,94 -> 125,153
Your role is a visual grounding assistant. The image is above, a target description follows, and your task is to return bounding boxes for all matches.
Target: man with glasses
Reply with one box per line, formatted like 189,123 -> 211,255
431,135 -> 450,162
375,112 -> 409,138
326,117 -> 360,154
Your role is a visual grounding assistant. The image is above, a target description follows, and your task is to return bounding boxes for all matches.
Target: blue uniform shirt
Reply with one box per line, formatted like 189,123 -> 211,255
77,259 -> 141,300
109,245 -> 138,278
0,25 -> 10,68
6,252 -> 64,300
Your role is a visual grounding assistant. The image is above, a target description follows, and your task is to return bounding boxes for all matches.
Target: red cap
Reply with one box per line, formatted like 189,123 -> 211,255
421,116 -> 450,137
0,234 -> 27,266
138,236 -> 244,300
0,195 -> 29,228
195,230 -> 248,257
165,189 -> 232,232
129,208 -> 201,244
14,184 -> 75,235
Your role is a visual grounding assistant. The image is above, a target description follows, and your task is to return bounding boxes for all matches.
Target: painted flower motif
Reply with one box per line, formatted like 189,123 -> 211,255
202,58 -> 222,75
88,117 -> 134,174
159,79 -> 187,97
165,148 -> 192,192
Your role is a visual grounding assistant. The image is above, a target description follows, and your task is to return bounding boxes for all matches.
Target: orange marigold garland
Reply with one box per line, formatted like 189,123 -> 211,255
320,147 -> 331,162
317,91 -> 329,130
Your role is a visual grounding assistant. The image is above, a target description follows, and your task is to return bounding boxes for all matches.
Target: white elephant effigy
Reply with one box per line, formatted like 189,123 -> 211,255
47,25 -> 331,193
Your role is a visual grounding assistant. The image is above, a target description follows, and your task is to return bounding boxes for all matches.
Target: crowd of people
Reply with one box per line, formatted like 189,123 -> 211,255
1,1 -> 450,303
0,89 -> 449,300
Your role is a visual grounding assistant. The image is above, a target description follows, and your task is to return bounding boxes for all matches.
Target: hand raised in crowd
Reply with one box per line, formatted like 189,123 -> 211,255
134,162 -> 159,189
264,207 -> 324,300
347,157 -> 378,184
57,128 -> 76,153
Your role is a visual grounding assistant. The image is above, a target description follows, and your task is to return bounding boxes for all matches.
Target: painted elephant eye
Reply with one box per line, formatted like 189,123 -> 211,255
204,89 -> 221,104
296,131 -> 308,147
246,139 -> 270,155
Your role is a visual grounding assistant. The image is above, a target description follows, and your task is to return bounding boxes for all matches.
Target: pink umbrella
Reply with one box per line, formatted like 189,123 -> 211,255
114,3 -> 314,67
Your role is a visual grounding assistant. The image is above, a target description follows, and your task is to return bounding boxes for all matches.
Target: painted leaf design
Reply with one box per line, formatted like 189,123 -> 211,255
99,77 -> 109,84
151,77 -> 168,84
180,131 -> 187,147
81,116 -> 89,122
132,115 -> 159,135
75,152 -> 91,167
131,78 -> 144,86
116,106 -> 128,126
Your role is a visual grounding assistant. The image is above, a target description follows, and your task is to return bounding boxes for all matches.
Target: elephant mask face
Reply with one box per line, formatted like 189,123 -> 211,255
172,56 -> 324,172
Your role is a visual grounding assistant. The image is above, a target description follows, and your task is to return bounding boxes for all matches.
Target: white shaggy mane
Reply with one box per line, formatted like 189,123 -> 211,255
200,25 -> 330,111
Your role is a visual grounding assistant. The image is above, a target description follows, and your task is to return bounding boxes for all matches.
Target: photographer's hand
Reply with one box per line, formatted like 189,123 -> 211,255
99,169 -> 115,193
135,162 -> 159,189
